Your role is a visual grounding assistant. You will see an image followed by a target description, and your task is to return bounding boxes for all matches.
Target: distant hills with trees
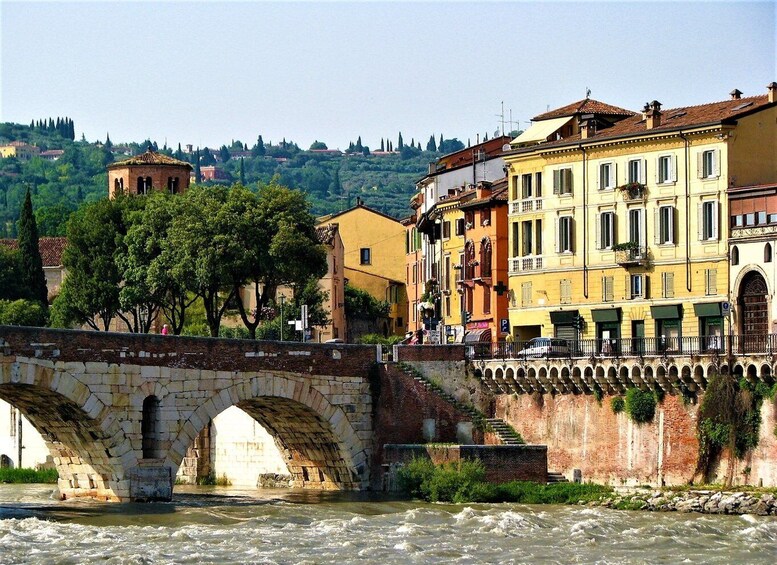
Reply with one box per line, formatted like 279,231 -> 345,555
0,119 -> 479,238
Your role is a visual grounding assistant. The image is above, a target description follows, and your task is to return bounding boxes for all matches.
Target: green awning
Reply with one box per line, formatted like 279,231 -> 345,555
651,305 -> 682,320
591,308 -> 621,323
550,310 -> 578,324
694,302 -> 723,317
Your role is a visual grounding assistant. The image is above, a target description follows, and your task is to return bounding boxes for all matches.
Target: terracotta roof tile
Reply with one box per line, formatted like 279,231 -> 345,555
109,149 -> 192,169
315,223 -> 339,245
533,98 -> 636,121
0,236 -> 67,267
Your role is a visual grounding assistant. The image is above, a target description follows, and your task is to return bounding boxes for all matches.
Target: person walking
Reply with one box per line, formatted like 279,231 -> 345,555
161,324 -> 169,336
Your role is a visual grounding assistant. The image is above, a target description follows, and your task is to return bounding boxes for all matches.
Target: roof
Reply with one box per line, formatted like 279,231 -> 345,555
0,236 -> 67,267
511,116 -> 573,145
532,98 -> 636,121
316,202 -> 403,225
40,149 -> 64,156
315,223 -> 339,245
108,149 -> 192,169
515,94 -> 774,152
459,179 -> 509,209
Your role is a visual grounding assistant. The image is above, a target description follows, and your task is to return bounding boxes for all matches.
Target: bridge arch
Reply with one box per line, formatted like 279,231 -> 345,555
169,374 -> 368,490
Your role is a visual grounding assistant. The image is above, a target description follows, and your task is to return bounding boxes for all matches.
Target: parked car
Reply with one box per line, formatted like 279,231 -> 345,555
515,337 -> 570,358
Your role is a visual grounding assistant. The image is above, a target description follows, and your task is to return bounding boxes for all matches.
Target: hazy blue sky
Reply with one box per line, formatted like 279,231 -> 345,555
1,1 -> 775,150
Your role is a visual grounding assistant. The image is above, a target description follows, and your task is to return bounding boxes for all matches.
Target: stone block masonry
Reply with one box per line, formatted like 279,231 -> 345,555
0,326 -> 378,501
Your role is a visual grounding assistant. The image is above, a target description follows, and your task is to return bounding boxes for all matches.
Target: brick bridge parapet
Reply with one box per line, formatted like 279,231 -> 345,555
0,326 -> 379,501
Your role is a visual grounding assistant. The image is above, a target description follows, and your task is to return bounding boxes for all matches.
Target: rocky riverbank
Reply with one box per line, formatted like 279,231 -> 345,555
593,489 -> 777,516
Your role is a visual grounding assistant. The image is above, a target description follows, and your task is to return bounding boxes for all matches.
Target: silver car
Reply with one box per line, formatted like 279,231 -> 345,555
515,337 -> 570,357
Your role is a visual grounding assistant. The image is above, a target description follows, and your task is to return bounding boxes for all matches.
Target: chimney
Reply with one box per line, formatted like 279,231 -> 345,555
641,103 -> 650,120
768,82 -> 777,103
356,196 -> 363,206
730,89 -> 742,100
646,100 -> 662,130
580,119 -> 596,139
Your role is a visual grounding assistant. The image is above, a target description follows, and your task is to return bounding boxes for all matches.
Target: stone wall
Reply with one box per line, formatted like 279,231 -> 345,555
496,392 -> 777,487
383,444 -> 548,487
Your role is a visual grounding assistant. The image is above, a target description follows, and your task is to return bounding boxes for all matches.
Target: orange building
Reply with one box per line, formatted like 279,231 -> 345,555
457,178 -> 510,343
402,212 -> 423,336
107,149 -> 192,198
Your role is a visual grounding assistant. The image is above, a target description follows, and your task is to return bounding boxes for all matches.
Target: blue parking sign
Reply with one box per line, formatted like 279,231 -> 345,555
500,318 -> 509,333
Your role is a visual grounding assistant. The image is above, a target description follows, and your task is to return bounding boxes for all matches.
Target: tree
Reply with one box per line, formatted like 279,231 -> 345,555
219,145 -> 231,163
200,147 -> 216,166
355,136 -> 363,152
439,134 -> 444,150
397,132 -> 404,149
0,247 -> 25,301
309,140 -> 328,150
35,202 -> 74,236
239,157 -> 246,185
194,149 -> 202,183
104,133 -> 113,150
380,139 -> 385,152
329,167 -> 342,195
439,138 -> 465,154
17,188 -> 48,307
252,135 -> 266,157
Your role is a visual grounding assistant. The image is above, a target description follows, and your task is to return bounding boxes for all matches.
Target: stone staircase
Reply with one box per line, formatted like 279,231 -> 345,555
396,363 -> 523,445
547,471 -> 569,484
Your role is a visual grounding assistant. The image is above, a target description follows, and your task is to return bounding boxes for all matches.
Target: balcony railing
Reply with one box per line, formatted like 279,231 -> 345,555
509,255 -> 544,273
470,334 -> 777,361
614,245 -> 648,267
510,198 -> 543,214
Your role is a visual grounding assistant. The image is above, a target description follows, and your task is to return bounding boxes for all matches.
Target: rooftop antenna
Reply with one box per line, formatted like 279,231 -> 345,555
586,87 -> 591,99
495,101 -> 505,136
506,109 -> 519,135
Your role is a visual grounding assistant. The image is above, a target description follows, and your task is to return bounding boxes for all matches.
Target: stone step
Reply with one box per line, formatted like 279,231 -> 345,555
547,472 -> 569,483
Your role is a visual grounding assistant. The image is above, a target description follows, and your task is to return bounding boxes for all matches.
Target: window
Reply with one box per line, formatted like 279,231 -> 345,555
662,272 -> 675,298
699,201 -> 719,241
396,317 -> 403,328
553,167 -> 573,195
480,238 -> 492,278
535,220 -> 543,255
511,176 -> 520,200
657,205 -> 675,244
455,218 -> 465,236
442,221 -> 451,239
481,209 -> 491,226
731,245 -> 739,265
142,395 -> 161,459
630,274 -> 645,299
597,211 -> 615,250
602,276 -> 614,302
521,174 -> 533,198
705,269 -> 717,295
731,214 -> 744,228
598,162 -> 615,190
698,149 -> 719,179
535,172 -> 542,197
483,285 -> 491,314
745,213 -> 756,226
758,211 -> 767,225
769,213 -> 777,224
766,243 -> 773,263
512,223 -> 521,257
521,282 -> 532,306
657,155 -> 676,184
457,252 -> 464,281
167,177 -> 179,194
522,221 -> 533,256
360,248 -> 371,265
629,208 -> 644,245
464,241 -> 475,279
557,216 -> 574,253
444,255 -> 451,291
628,159 -> 644,184
560,278 -> 572,304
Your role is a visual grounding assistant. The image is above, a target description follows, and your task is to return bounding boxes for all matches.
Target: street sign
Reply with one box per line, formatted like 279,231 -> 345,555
722,301 -> 731,314
500,318 -> 509,333
301,304 -> 308,328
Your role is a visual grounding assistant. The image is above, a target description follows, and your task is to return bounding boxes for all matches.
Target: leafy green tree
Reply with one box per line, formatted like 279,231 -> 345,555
17,189 -> 48,307
309,140 -> 328,150
219,145 -> 231,163
0,299 -> 47,326
0,247 -> 25,301
200,148 -> 216,166
439,138 -> 465,154
34,203 -> 74,237
329,167 -> 342,195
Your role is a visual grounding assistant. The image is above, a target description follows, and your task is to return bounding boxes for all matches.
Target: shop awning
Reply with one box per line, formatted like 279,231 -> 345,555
694,302 -> 723,317
550,310 -> 578,324
511,116 -> 573,146
591,308 -> 621,323
464,329 -> 492,343
651,305 -> 682,320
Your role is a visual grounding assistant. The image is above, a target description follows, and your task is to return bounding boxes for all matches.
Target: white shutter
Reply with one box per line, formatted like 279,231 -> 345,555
553,170 -> 560,194
697,151 -> 704,179
554,217 -> 560,252
697,202 -> 704,241
625,275 -> 632,299
596,165 -> 601,190
670,155 -> 677,182
595,213 -> 602,249
642,159 -> 647,184
612,162 -> 618,188
712,201 -> 719,240
655,157 -> 660,183
654,208 -> 661,244
669,207 -> 675,244
714,149 -> 721,177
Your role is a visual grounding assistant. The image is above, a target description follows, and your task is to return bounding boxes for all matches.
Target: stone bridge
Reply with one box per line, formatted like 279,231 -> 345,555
0,327 -> 379,501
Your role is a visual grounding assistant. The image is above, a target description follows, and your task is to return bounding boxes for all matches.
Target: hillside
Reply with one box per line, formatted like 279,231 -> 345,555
0,122 -> 465,237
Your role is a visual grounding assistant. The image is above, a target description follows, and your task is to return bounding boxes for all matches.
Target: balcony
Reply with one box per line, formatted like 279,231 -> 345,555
618,182 -> 647,202
510,198 -> 543,215
509,255 -> 544,273
614,244 -> 648,267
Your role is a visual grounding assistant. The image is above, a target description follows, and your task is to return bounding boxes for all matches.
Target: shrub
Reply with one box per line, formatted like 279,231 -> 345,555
610,396 -> 625,414
0,299 -> 48,326
625,388 -> 656,423
396,458 -> 486,502
0,467 -> 58,484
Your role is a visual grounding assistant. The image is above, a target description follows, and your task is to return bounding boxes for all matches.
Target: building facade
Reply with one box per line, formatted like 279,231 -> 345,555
0,141 -> 41,161
107,149 -> 192,198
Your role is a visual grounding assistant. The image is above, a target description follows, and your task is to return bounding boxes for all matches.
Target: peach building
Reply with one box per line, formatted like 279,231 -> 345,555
107,149 -> 192,198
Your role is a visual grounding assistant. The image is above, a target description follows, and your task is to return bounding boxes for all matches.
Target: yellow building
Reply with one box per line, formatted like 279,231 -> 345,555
317,198 -> 408,336
0,141 -> 41,161
437,191 -> 466,341
506,85 -> 777,351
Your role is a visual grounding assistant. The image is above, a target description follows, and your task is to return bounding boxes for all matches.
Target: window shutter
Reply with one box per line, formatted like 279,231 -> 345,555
654,208 -> 661,244
644,275 -> 650,299
664,272 -> 674,298
625,275 -> 631,299
712,202 -> 719,240
595,213 -> 602,250
602,276 -> 607,301
655,157 -> 660,184
554,217 -> 560,253
611,213 -> 617,246
697,202 -> 704,241
569,217 -> 575,253
714,149 -> 721,177
566,169 -> 573,193
553,170 -> 560,195
670,155 -> 677,182
642,159 -> 647,184
697,151 -> 704,179
596,165 -> 601,190
612,162 -> 618,187
707,269 -> 717,295
604,276 -> 614,302
672,208 -> 678,245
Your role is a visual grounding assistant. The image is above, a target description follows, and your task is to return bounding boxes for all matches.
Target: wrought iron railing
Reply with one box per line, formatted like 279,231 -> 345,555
469,334 -> 777,361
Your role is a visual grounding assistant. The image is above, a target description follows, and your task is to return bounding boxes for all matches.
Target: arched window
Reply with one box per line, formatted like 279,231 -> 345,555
765,243 -> 773,263
137,176 -> 144,195
114,178 -> 122,194
168,176 -> 179,194
145,176 -> 152,193
141,395 -> 161,459
464,240 -> 475,279
480,237 -> 492,278
731,245 -> 739,265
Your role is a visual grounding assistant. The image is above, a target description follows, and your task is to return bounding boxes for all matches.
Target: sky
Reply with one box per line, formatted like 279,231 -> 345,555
1,1 -> 775,151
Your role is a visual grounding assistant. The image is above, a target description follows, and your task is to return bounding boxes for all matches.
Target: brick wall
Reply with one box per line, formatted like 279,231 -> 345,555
383,444 -> 548,485
394,345 -> 466,362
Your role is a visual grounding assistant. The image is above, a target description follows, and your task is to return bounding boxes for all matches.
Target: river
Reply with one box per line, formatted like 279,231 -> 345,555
0,484 -> 776,564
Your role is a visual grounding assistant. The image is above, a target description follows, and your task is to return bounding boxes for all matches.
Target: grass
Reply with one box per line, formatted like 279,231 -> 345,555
396,457 -> 612,504
0,467 -> 58,484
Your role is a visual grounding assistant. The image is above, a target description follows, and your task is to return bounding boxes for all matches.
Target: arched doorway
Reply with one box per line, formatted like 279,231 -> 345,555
739,271 -> 769,352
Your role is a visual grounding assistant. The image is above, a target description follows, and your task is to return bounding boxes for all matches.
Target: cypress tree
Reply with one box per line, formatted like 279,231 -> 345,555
439,134 -> 444,150
380,138 -> 385,152
194,149 -> 202,183
239,157 -> 246,184
18,189 -> 48,307
397,132 -> 404,149
355,136 -> 363,152
427,135 -> 437,152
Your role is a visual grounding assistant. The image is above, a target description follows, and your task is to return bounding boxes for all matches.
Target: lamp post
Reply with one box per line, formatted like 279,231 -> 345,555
279,295 -> 285,341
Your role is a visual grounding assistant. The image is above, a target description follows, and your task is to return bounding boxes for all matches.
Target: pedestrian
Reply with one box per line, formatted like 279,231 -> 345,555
505,332 -> 514,357
161,324 -> 169,336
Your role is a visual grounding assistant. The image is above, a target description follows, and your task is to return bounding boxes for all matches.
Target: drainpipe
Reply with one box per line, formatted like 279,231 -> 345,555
584,145 -> 589,298
679,131 -> 691,291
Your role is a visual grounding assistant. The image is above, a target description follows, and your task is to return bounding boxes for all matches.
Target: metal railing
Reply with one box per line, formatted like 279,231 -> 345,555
470,334 -> 777,361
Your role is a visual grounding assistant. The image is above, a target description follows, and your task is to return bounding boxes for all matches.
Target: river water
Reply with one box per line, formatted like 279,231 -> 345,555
0,484 -> 776,564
